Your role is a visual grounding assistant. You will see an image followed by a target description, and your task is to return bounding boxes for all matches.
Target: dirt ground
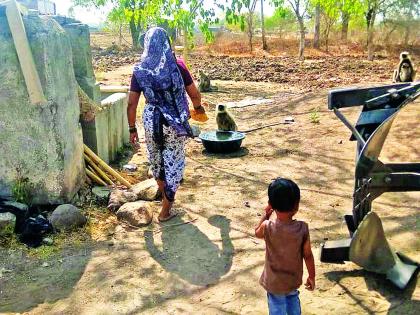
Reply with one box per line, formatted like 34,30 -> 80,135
1,63 -> 419,314
93,50 -> 397,90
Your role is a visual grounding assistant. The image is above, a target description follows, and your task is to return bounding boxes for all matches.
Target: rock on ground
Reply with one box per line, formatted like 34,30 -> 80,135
107,179 -> 160,211
107,189 -> 137,212
130,178 -> 160,201
116,201 -> 153,227
92,186 -> 111,205
0,212 -> 16,234
50,204 -> 87,231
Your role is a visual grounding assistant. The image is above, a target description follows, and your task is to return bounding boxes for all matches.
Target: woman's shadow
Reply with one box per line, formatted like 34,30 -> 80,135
144,215 -> 234,286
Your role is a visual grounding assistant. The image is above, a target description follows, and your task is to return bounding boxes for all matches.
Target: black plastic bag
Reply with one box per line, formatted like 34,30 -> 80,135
19,215 -> 53,248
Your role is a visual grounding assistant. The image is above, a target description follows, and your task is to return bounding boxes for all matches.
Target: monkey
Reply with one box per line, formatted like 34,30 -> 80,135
393,52 -> 416,83
199,70 -> 218,92
216,104 -> 237,131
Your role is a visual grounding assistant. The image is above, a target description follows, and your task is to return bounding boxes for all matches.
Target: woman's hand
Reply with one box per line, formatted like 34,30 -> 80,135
193,105 -> 206,115
130,131 -> 139,149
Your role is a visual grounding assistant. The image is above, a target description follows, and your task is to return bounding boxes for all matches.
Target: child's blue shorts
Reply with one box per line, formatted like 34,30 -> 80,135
267,290 -> 301,315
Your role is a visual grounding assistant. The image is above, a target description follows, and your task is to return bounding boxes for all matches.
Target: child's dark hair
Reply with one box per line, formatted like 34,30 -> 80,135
268,178 -> 300,212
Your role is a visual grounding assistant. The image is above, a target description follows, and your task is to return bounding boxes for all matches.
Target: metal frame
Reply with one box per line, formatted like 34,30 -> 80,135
320,82 -> 420,288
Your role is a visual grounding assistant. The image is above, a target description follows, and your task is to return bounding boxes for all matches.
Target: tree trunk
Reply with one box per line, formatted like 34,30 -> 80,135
325,24 -> 330,53
249,29 -> 253,52
183,26 -> 189,63
129,18 -> 141,49
261,0 -> 267,50
341,11 -> 350,41
247,14 -> 254,52
404,24 -> 410,46
119,24 -> 122,46
313,4 -> 320,49
298,17 -> 305,61
366,11 -> 376,61
365,8 -> 375,61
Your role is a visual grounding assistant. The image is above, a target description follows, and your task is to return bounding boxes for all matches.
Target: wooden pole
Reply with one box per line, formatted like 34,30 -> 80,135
84,154 -> 115,186
86,168 -> 107,186
84,144 -> 132,188
4,0 -> 47,105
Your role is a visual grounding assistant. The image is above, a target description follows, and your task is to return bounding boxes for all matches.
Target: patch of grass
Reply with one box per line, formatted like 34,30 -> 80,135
309,107 -> 321,124
95,70 -> 106,81
0,224 -> 21,248
27,245 -> 58,260
12,169 -> 33,204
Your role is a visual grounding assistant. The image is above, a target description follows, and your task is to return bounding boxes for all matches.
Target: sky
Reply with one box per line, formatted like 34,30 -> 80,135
57,0 -> 276,26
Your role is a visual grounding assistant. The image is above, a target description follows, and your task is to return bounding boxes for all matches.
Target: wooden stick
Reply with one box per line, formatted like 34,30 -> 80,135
84,144 -> 132,188
86,168 -> 107,186
84,154 -> 114,185
4,0 -> 46,105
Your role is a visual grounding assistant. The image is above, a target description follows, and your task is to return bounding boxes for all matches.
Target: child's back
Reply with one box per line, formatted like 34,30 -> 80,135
255,178 -> 315,315
260,220 -> 309,294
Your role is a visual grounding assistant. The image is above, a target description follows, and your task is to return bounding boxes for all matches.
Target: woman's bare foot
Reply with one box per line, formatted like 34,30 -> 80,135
158,194 -> 175,222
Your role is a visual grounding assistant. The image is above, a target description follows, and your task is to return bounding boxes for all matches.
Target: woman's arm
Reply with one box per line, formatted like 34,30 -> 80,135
185,82 -> 205,113
127,91 -> 141,145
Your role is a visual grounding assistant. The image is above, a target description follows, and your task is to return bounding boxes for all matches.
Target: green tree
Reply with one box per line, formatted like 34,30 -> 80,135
105,6 -> 128,46
162,0 -> 217,62
321,1 -> 340,52
335,0 -> 364,41
73,0 -> 216,52
382,0 -> 420,46
73,0 -> 161,49
283,0 -> 311,60
313,3 -> 321,48
362,0 -> 393,61
261,0 -> 268,50
222,0 -> 259,52
265,6 -> 296,34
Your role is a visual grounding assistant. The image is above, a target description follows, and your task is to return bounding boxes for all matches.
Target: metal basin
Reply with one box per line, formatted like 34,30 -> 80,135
199,131 -> 245,153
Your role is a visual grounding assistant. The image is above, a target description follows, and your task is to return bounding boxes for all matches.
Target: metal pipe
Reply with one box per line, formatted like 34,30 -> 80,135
333,108 -> 366,147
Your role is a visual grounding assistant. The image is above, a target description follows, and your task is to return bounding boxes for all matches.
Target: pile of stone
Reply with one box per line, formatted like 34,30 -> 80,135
103,178 -> 161,227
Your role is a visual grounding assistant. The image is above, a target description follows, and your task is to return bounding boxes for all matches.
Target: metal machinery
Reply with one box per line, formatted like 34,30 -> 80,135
320,82 -> 420,289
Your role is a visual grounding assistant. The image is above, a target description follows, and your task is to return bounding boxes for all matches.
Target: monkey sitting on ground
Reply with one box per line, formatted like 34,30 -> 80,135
216,104 -> 237,131
393,52 -> 416,82
199,70 -> 218,92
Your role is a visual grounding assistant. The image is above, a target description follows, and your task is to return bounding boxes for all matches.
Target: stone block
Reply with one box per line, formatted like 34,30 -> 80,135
0,13 -> 85,204
81,93 -> 129,163
61,22 -> 101,102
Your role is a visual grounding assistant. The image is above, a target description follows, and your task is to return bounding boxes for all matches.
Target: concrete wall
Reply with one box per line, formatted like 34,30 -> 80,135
56,21 -> 101,102
81,93 -> 129,164
0,12 -> 84,204
18,1 -> 56,15
52,18 -> 129,164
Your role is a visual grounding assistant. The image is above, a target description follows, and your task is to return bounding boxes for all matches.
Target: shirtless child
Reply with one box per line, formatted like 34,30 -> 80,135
255,178 -> 316,315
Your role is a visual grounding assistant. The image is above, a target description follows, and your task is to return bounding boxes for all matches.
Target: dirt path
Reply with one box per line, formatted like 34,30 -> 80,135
1,79 -> 418,314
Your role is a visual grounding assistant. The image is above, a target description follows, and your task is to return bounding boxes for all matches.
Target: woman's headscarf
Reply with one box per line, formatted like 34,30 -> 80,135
133,27 -> 192,141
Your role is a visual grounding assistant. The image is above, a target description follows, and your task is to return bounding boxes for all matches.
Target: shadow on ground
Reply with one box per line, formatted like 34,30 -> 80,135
144,215 -> 234,286
0,244 -> 94,313
324,269 -> 419,315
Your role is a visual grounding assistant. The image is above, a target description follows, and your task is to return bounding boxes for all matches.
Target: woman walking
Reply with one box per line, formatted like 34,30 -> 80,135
127,27 -> 205,222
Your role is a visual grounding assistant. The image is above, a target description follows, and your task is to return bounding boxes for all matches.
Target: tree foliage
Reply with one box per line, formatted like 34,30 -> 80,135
72,0 -> 218,49
265,6 -> 296,31
219,0 -> 260,51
